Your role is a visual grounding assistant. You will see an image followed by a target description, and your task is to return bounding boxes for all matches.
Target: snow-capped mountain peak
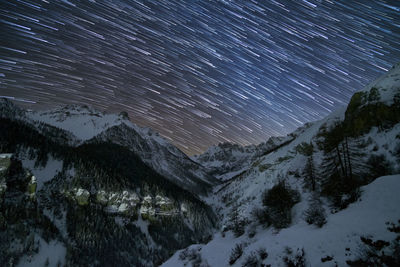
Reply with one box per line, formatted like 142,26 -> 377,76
0,103 -> 218,195
28,105 -> 130,141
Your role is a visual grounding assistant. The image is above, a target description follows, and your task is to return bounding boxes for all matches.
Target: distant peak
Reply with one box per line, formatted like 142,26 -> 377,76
59,104 -> 98,113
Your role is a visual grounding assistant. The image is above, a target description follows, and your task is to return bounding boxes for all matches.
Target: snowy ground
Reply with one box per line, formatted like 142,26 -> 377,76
162,174 -> 400,267
17,237 -> 66,267
20,155 -> 64,191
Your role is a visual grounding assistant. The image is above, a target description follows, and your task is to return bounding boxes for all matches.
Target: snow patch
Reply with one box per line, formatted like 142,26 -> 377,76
20,155 -> 63,190
17,237 -> 66,267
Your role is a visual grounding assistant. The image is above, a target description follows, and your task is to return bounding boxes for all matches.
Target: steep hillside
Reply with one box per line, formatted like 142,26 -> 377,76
192,143 -> 258,181
192,135 -> 295,181
163,63 -> 400,266
164,174 -> 400,267
90,124 -> 215,195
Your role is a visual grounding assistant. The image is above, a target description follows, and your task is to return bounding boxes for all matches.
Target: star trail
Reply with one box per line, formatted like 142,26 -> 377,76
1,0 -> 399,155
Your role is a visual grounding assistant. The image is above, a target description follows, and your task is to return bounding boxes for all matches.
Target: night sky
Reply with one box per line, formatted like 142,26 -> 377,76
1,0 -> 400,155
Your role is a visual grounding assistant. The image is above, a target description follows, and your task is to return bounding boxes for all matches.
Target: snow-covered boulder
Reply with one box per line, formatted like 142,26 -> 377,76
75,188 -> 90,206
65,188 -> 90,206
96,190 -> 140,215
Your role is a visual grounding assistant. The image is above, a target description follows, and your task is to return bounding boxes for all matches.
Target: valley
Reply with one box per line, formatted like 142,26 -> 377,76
1,63 -> 400,266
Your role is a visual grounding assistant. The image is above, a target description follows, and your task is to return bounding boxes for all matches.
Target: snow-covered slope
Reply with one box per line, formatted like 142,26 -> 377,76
206,105 -> 347,221
162,174 -> 400,267
0,99 -> 78,145
192,143 -> 258,181
192,135 -> 295,181
28,105 -> 130,141
203,62 -> 399,219
360,61 -> 400,105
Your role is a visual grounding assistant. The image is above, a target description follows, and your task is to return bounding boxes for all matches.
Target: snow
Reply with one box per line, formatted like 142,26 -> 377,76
0,153 -> 13,159
105,205 -> 119,213
162,174 -> 400,267
20,155 -> 64,190
27,104 -> 170,146
136,215 -> 150,235
180,203 -> 188,213
17,237 -> 66,267
192,142 -> 272,182
28,106 -> 128,141
118,203 -> 129,213
200,104 -> 348,221
140,205 -> 156,216
363,124 -> 400,171
360,62 -> 400,105
135,215 -> 156,248
76,188 -> 88,197
217,168 -> 247,181
143,195 -> 152,203
155,195 -> 172,206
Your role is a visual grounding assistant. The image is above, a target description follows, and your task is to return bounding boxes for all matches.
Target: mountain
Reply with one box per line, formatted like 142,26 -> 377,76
162,63 -> 400,266
1,62 -> 399,267
0,101 -> 218,266
192,134 -> 296,181
89,124 -> 216,195
1,102 -> 218,195
192,143 -> 258,181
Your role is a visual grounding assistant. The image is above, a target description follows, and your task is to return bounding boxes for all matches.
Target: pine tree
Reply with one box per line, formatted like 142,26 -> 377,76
304,193 -> 326,227
368,87 -> 380,102
229,208 -> 245,237
319,122 -> 366,208
302,142 -> 317,191
366,154 -> 393,182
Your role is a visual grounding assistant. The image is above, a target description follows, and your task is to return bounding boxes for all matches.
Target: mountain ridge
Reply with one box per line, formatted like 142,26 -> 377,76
1,98 -> 219,195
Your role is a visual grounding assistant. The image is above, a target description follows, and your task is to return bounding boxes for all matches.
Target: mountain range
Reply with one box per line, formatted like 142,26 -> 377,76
1,62 -> 400,266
